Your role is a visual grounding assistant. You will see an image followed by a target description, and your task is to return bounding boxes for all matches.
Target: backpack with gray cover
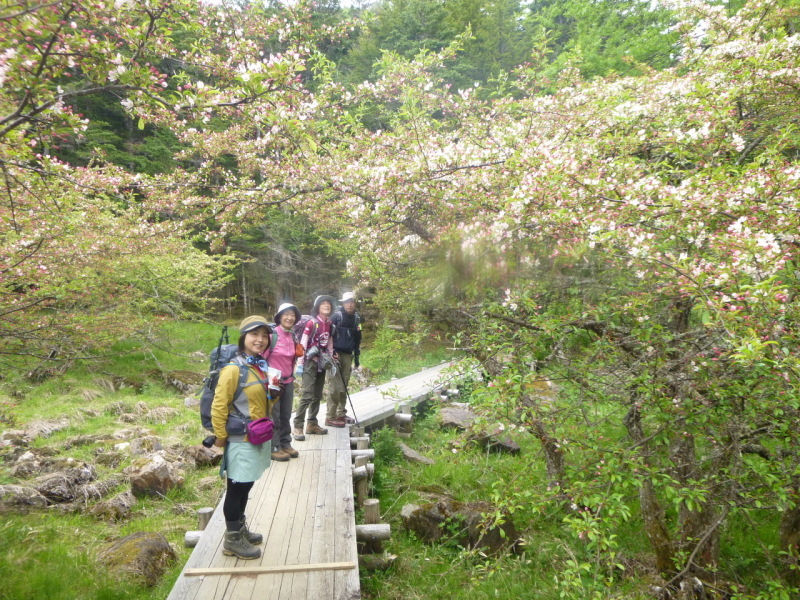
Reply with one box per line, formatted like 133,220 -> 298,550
199,327 -> 251,431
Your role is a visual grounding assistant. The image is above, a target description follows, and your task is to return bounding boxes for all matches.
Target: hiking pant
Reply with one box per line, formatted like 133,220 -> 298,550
326,352 -> 352,420
271,381 -> 294,450
294,366 -> 325,428
223,479 -> 254,523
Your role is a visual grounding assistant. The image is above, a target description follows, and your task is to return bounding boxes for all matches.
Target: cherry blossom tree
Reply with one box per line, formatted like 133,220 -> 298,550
0,0 -> 352,363
230,0 -> 798,592
2,0 -> 799,592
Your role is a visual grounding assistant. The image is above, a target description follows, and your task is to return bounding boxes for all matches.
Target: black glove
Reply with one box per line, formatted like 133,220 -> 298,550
354,354 -> 360,369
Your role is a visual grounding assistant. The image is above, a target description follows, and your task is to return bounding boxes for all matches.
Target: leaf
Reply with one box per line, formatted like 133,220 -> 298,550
137,117 -> 145,130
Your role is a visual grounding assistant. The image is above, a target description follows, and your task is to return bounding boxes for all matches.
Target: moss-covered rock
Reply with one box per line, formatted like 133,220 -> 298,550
98,531 -> 176,587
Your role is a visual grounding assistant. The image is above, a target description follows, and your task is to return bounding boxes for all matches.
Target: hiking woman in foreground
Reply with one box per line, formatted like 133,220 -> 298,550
210,315 -> 277,560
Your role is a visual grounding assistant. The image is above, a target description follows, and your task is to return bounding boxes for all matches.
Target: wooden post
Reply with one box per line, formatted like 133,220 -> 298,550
354,455 -> 369,506
197,507 -> 214,531
363,498 -> 382,553
393,412 -> 413,438
395,403 -> 413,436
363,499 -> 380,524
355,524 -> 391,542
184,507 -> 216,548
351,448 -> 374,461
350,436 -> 370,448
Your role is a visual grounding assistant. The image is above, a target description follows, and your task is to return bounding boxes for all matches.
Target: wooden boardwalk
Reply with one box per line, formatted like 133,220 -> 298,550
167,361 -> 453,600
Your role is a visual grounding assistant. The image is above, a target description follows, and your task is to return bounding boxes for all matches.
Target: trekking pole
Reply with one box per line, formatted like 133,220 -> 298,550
339,366 -> 359,425
212,325 -> 228,371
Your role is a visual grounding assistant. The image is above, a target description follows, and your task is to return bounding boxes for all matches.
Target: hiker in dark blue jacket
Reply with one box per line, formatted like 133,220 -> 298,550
325,292 -> 363,427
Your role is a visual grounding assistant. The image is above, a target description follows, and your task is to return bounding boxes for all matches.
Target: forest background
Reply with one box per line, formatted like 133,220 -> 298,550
2,0 -> 800,598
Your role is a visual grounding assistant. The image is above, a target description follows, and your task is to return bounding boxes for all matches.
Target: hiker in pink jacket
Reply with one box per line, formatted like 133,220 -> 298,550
292,295 -> 335,440
261,302 -> 302,462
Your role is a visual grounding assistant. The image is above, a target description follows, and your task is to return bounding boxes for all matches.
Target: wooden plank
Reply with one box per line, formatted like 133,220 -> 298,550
226,461 -> 284,600
334,435 -> 360,599
184,562 -> 357,576
284,441 -> 321,599
166,492 -> 229,600
275,447 -> 316,599
258,456 -> 303,599
306,439 -> 337,598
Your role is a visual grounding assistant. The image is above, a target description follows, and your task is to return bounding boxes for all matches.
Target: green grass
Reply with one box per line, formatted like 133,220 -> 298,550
360,327 -> 457,381
361,411 -> 572,600
0,320 -> 233,600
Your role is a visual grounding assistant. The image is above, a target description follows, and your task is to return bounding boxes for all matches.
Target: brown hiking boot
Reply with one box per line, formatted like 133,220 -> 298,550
282,445 -> 299,458
325,418 -> 345,428
271,449 -> 290,462
292,427 -> 305,441
305,423 -> 328,435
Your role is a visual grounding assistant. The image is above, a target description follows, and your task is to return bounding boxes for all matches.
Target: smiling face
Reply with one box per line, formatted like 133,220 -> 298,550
243,326 -> 271,356
280,310 -> 296,330
318,300 -> 332,318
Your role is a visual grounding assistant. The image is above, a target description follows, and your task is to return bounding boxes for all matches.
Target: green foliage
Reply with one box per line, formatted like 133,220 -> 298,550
53,93 -> 181,175
226,209 -> 346,311
341,0 -> 679,88
362,325 -> 454,380
371,426 -> 404,468
524,0 -> 680,80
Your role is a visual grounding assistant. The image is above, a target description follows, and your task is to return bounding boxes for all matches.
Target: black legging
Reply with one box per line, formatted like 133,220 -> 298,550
223,479 -> 254,526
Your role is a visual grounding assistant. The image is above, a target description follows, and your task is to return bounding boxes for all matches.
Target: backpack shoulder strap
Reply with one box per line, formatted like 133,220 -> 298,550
233,360 -> 269,390
235,364 -> 251,395
225,362 -> 251,405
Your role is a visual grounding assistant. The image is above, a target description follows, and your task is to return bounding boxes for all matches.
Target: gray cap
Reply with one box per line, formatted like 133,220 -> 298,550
310,295 -> 336,316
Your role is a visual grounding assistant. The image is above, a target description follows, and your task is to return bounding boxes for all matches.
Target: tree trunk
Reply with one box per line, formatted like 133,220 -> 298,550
478,349 -> 566,487
624,403 -> 675,574
527,416 -> 565,486
671,429 -> 720,580
780,482 -> 800,586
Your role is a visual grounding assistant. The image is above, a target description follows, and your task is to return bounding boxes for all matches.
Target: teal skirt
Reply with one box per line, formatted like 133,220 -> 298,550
220,440 -> 271,482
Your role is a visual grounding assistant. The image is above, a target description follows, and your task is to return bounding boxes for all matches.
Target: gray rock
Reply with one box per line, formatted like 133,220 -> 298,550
182,444 -> 223,467
26,418 -> 70,440
113,427 -> 153,440
14,451 -> 90,476
439,406 -> 478,430
469,427 -> 522,455
398,442 -> 434,465
129,436 -> 163,456
90,491 -> 137,521
161,369 -> 204,394
32,463 -> 97,502
129,454 -> 184,498
0,484 -> 49,511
